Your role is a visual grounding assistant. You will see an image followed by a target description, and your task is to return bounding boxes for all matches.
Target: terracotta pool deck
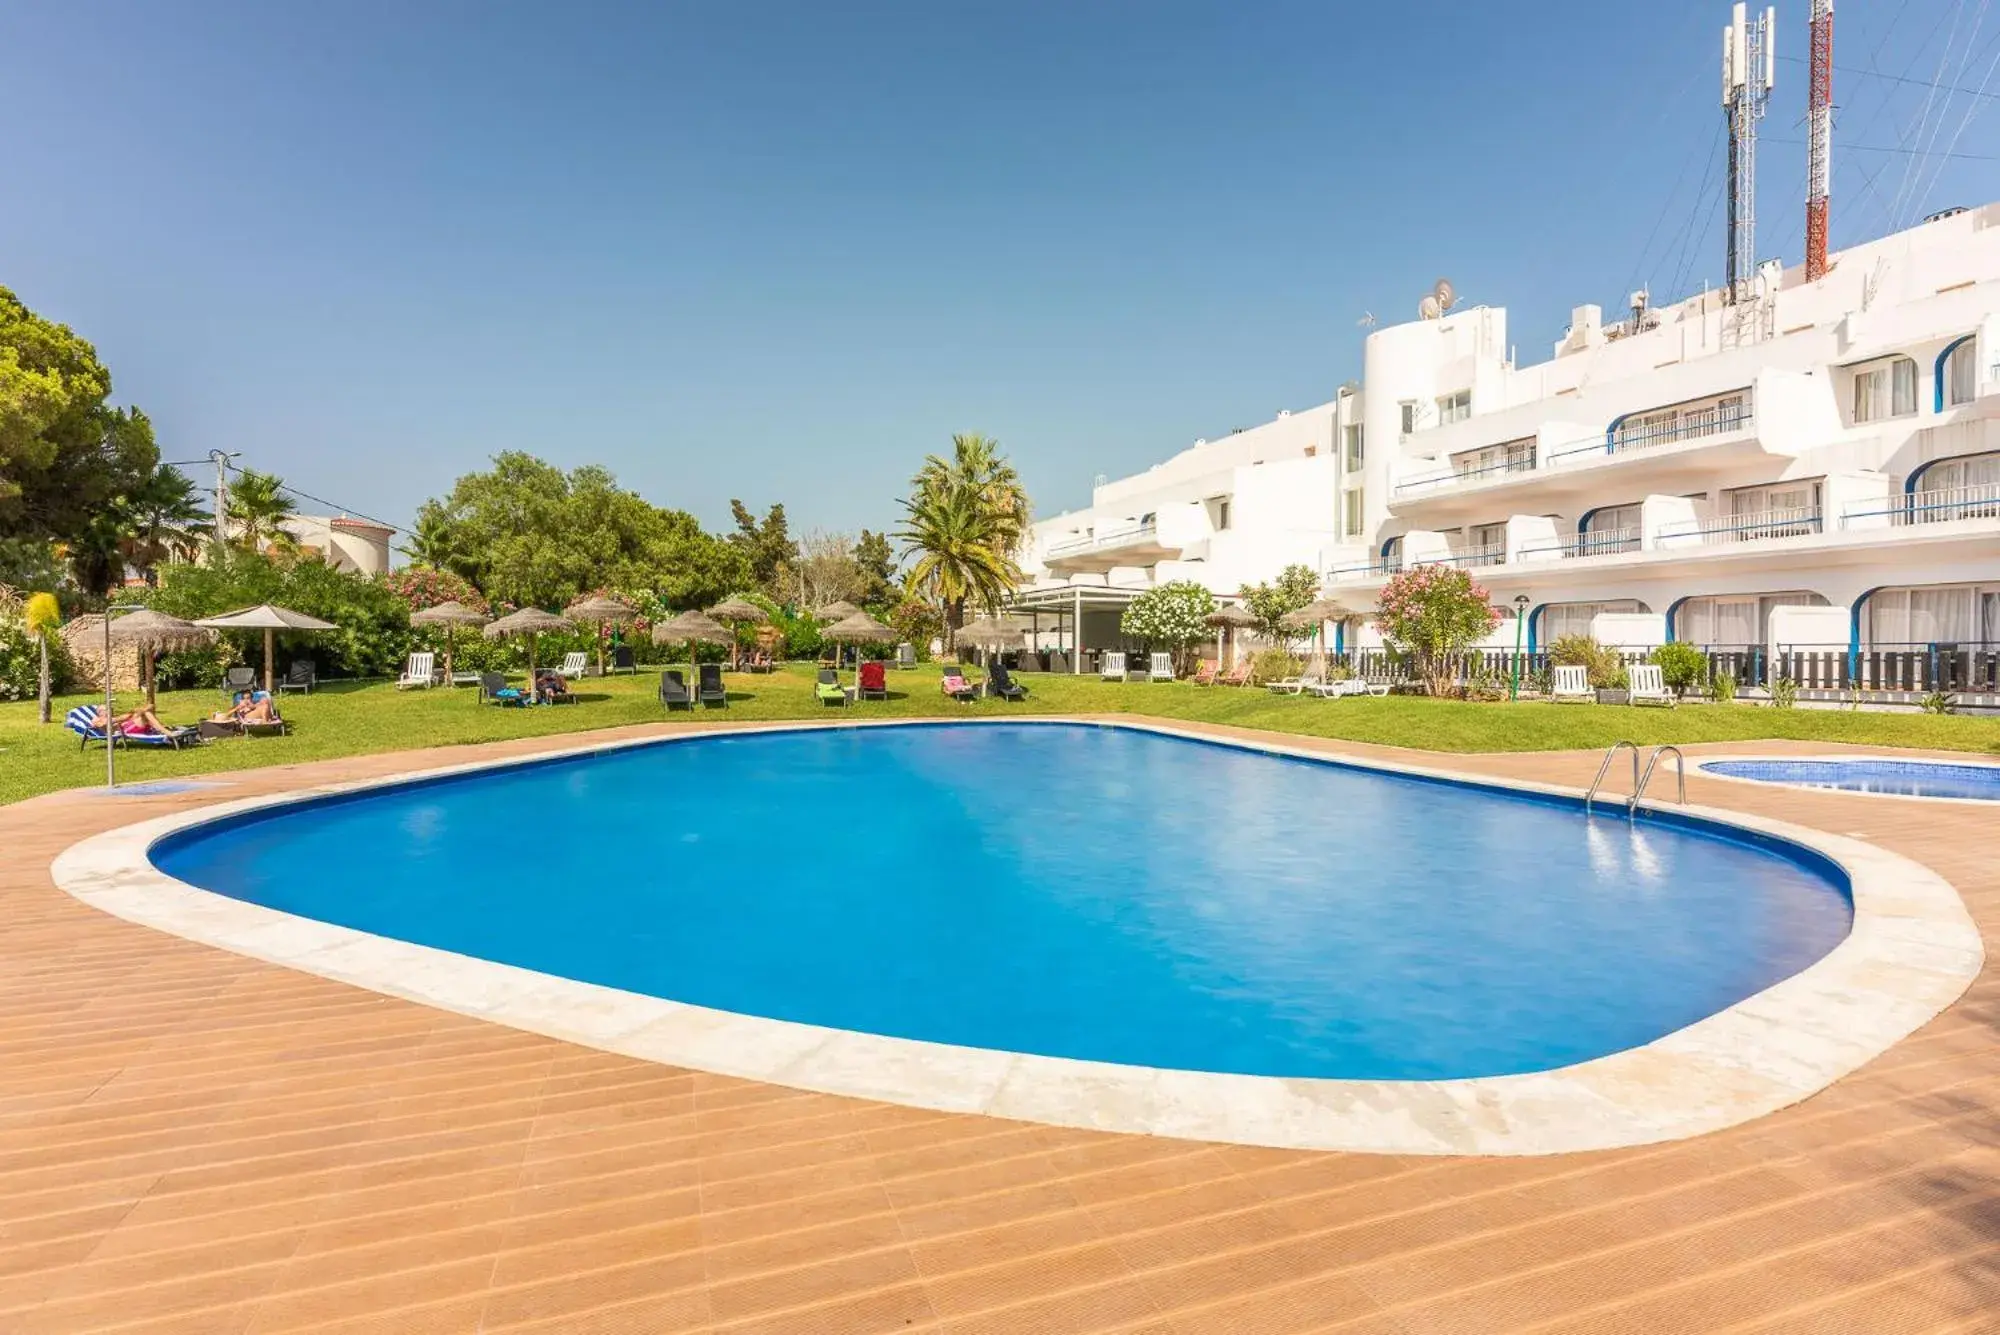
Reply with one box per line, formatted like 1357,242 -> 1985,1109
2,720 -> 1997,1334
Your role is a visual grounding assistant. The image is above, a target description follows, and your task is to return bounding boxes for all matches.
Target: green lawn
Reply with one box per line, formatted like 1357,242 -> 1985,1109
4,664 -> 1997,806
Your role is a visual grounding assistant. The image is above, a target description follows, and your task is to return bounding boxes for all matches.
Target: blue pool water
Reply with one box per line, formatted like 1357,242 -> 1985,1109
1702,758 -> 2000,802
152,724 -> 1853,1081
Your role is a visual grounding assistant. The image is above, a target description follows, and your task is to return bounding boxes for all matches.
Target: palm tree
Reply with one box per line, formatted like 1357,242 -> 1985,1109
399,505 -> 466,572
226,469 -> 298,554
124,464 -> 211,580
913,434 -> 1031,554
895,484 -> 1021,649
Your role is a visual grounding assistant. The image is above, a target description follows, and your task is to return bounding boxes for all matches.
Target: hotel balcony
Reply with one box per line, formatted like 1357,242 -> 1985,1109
1388,386 -> 1778,523
1039,518 -> 1183,575
1840,480 -> 2000,530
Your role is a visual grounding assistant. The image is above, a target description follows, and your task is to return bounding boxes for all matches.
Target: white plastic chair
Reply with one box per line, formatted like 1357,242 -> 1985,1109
558,651 -> 589,679
397,651 -> 436,689
1099,651 -> 1127,681
1628,663 -> 1675,707
1149,651 -> 1174,682
1550,663 -> 1593,703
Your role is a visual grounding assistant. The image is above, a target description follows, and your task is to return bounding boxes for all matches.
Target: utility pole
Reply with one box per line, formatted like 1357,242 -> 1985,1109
1721,3 -> 1774,306
1805,0 -> 1834,280
208,449 -> 239,557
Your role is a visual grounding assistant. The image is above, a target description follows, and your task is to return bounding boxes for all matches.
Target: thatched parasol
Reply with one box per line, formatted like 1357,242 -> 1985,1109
652,608 -> 731,689
564,596 -> 636,677
194,604 -> 338,695
108,609 -> 213,708
707,595 -> 769,668
484,607 -> 572,688
410,600 -> 490,687
1206,603 -> 1257,669
954,616 -> 1025,665
1282,598 -> 1352,676
820,611 -> 895,688
814,599 -> 861,623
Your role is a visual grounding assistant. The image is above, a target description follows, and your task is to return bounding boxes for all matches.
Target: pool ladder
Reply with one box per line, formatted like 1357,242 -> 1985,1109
1585,742 -> 1687,816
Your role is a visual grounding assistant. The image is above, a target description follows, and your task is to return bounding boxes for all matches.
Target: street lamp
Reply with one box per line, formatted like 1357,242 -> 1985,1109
1510,594 -> 1532,701
101,604 -> 146,790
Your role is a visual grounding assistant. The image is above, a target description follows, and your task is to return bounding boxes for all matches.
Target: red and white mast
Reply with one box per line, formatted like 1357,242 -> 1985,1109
1806,0 -> 1833,280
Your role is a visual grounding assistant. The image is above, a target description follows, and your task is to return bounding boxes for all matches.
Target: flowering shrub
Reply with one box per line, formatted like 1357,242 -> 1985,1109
1120,581 -> 1216,674
377,566 -> 489,614
1372,565 -> 1500,697
1548,635 -> 1628,690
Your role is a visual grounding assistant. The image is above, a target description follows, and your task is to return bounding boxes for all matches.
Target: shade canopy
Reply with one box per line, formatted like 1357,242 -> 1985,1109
821,611 -> 896,643
1282,598 -> 1352,630
651,608 -> 731,646
813,600 -> 861,623
107,609 -> 210,649
1206,604 -> 1258,628
193,603 -> 338,632
410,600 -> 490,627
708,596 -> 769,624
484,607 -> 572,639
954,617 -> 1025,649
564,596 -> 636,624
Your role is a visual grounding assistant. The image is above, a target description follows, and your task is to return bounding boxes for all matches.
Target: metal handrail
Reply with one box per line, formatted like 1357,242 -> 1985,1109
1635,745 -> 1687,809
1584,741 -> 1641,814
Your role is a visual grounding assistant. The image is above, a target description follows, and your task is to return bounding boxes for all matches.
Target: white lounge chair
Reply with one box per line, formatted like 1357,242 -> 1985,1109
397,651 -> 436,689
1628,663 -> 1675,707
558,651 -> 589,679
1149,651 -> 1174,682
1267,673 -> 1324,696
1099,651 -> 1127,682
1314,676 -> 1390,698
1550,663 -> 1593,703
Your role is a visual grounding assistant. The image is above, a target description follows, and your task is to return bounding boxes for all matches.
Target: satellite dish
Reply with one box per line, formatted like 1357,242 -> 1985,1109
1434,278 -> 1457,312
1418,294 -> 1441,320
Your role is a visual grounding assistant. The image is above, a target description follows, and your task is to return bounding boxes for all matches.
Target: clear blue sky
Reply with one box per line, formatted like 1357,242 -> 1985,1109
3,1 -> 1995,539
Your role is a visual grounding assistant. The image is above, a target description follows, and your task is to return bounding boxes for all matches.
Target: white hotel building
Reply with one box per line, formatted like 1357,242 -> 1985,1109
1014,203 -> 2000,682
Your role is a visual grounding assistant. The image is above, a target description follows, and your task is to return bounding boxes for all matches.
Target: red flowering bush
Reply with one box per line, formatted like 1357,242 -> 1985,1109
1372,564 -> 1501,697
377,567 -> 488,615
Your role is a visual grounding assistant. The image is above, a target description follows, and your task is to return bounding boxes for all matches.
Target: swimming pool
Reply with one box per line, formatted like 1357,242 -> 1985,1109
1700,757 -> 2000,802
148,722 -> 1855,1083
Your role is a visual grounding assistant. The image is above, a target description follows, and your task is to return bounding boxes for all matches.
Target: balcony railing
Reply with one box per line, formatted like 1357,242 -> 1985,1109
1433,543 -> 1506,568
1840,482 -> 2000,529
1659,505 -> 1822,546
1326,559 -> 1402,583
1546,401 -> 1755,464
1516,528 -> 1640,560
1393,444 -> 1538,497
1044,519 -> 1158,558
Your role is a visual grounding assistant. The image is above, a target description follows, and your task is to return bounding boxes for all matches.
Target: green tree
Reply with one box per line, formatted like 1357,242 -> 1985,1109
1238,564 -> 1320,642
1120,581 -> 1217,674
913,434 -> 1031,555
1373,565 -> 1501,697
728,500 -> 797,598
399,503 -> 469,576
1,287 -> 160,588
126,463 -> 211,581
896,484 -> 1021,648
23,590 -> 60,724
853,529 -> 897,608
226,469 -> 298,554
1649,642 -> 1710,698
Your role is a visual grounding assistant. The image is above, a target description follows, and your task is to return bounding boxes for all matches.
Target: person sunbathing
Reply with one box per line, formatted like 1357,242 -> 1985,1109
210,691 -> 279,726
92,705 -> 171,736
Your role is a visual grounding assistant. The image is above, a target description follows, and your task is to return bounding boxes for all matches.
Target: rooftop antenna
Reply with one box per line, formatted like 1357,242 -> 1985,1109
1357,311 -> 1376,329
1805,0 -> 1833,280
1722,3 -> 1775,308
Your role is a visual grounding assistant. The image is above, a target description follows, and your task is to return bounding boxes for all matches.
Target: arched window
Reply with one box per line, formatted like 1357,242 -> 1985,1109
1944,338 -> 1978,408
1851,355 -> 1917,423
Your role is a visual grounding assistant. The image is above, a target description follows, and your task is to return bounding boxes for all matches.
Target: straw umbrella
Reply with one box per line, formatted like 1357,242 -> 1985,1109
484,608 -> 572,694
1283,597 -> 1352,678
707,595 -> 769,669
821,611 -> 896,685
954,616 -> 1025,669
565,596 -> 637,677
651,608 -> 732,690
107,609 -> 212,709
409,601 -> 490,687
812,601 -> 862,666
193,604 -> 338,694
1206,603 -> 1258,669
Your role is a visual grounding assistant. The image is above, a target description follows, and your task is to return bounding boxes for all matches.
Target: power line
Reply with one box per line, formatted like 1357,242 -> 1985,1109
1765,135 -> 1998,161
161,456 -> 403,535
1775,52 -> 2000,100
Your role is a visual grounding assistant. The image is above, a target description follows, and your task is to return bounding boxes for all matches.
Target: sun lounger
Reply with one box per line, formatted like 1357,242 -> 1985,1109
697,662 -> 728,707
896,643 -> 916,670
1550,664 -> 1593,703
1267,673 -> 1323,695
481,672 -> 526,706
558,651 -> 589,679
1217,661 -> 1253,687
816,667 -> 851,707
278,660 -> 315,694
986,662 -> 1027,701
858,661 -> 888,700
1099,652 -> 1127,682
1190,661 -> 1217,686
1628,663 -> 1675,707
611,645 -> 636,674
66,706 -> 199,750
223,666 -> 256,694
659,669 -> 692,710
941,667 -> 979,701
1148,652 -> 1174,683
397,652 -> 437,689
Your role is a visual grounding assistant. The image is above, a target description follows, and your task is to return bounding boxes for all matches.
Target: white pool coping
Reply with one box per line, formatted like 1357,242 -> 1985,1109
49,718 -> 1985,1156
1696,753 -> 2000,807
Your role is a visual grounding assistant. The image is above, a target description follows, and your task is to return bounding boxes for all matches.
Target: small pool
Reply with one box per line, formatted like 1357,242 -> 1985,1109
1700,757 -> 2000,802
149,723 -> 1854,1081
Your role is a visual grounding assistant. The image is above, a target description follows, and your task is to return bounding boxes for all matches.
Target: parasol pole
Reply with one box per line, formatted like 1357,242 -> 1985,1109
264,627 -> 275,694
